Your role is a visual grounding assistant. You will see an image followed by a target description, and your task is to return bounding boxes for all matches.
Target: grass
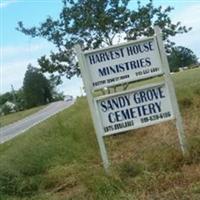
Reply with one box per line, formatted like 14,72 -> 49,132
0,68 -> 200,200
0,105 -> 46,128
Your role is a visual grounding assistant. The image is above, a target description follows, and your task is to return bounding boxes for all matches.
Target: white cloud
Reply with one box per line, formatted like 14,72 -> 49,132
0,41 -> 82,97
59,77 -> 83,97
170,3 -> 200,57
173,4 -> 200,29
2,42 -> 53,60
0,0 -> 17,8
1,41 -> 53,93
1,58 -> 83,97
1,59 -> 37,92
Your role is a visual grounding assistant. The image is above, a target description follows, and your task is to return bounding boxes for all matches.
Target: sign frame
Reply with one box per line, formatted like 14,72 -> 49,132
75,26 -> 188,173
94,82 -> 175,136
83,36 -> 164,91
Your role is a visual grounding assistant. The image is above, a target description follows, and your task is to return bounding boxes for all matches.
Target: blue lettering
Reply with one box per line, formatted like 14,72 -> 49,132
108,113 -> 115,123
133,87 -> 166,104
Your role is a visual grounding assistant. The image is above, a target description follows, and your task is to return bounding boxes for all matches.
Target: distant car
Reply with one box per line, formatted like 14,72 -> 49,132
64,95 -> 73,102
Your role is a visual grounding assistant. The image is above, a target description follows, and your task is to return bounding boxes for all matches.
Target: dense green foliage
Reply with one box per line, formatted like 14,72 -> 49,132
0,89 -> 25,115
0,92 -> 13,105
168,46 -> 198,72
1,104 -> 12,115
17,0 -> 191,80
0,89 -> 25,110
0,67 -> 64,115
0,68 -> 200,199
23,65 -> 53,108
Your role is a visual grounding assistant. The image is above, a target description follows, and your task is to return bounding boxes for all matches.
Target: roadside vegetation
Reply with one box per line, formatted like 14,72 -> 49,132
0,65 -> 64,116
0,105 -> 46,128
0,68 -> 200,200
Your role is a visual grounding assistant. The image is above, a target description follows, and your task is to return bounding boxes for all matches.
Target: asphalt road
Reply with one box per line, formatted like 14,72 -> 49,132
0,100 -> 74,144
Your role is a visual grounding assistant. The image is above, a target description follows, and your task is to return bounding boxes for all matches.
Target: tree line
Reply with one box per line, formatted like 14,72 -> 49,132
0,65 -> 64,115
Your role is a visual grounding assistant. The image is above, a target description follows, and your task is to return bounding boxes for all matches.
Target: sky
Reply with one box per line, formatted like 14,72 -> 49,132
0,0 -> 200,97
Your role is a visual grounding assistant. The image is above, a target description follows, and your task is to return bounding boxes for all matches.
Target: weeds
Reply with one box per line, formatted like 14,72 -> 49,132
0,69 -> 200,199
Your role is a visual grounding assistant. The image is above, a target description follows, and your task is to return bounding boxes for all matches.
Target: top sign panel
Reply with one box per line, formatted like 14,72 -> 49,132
84,37 -> 163,90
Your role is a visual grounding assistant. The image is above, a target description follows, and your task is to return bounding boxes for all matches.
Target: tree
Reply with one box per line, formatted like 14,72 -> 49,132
0,92 -> 13,105
23,65 -> 53,108
1,104 -> 12,115
0,89 -> 25,111
17,0 -> 191,81
0,89 -> 26,111
48,75 -> 65,101
168,46 -> 198,72
52,91 -> 65,101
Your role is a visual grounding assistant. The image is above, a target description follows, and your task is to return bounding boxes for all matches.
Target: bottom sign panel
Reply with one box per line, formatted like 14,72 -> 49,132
95,82 -> 174,136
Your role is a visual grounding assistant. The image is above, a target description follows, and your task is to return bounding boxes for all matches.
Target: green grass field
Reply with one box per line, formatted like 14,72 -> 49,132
0,68 -> 200,200
0,105 -> 46,128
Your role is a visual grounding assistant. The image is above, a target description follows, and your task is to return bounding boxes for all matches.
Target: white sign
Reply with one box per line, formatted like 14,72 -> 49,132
95,83 -> 174,136
75,26 -> 187,172
84,36 -> 163,90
